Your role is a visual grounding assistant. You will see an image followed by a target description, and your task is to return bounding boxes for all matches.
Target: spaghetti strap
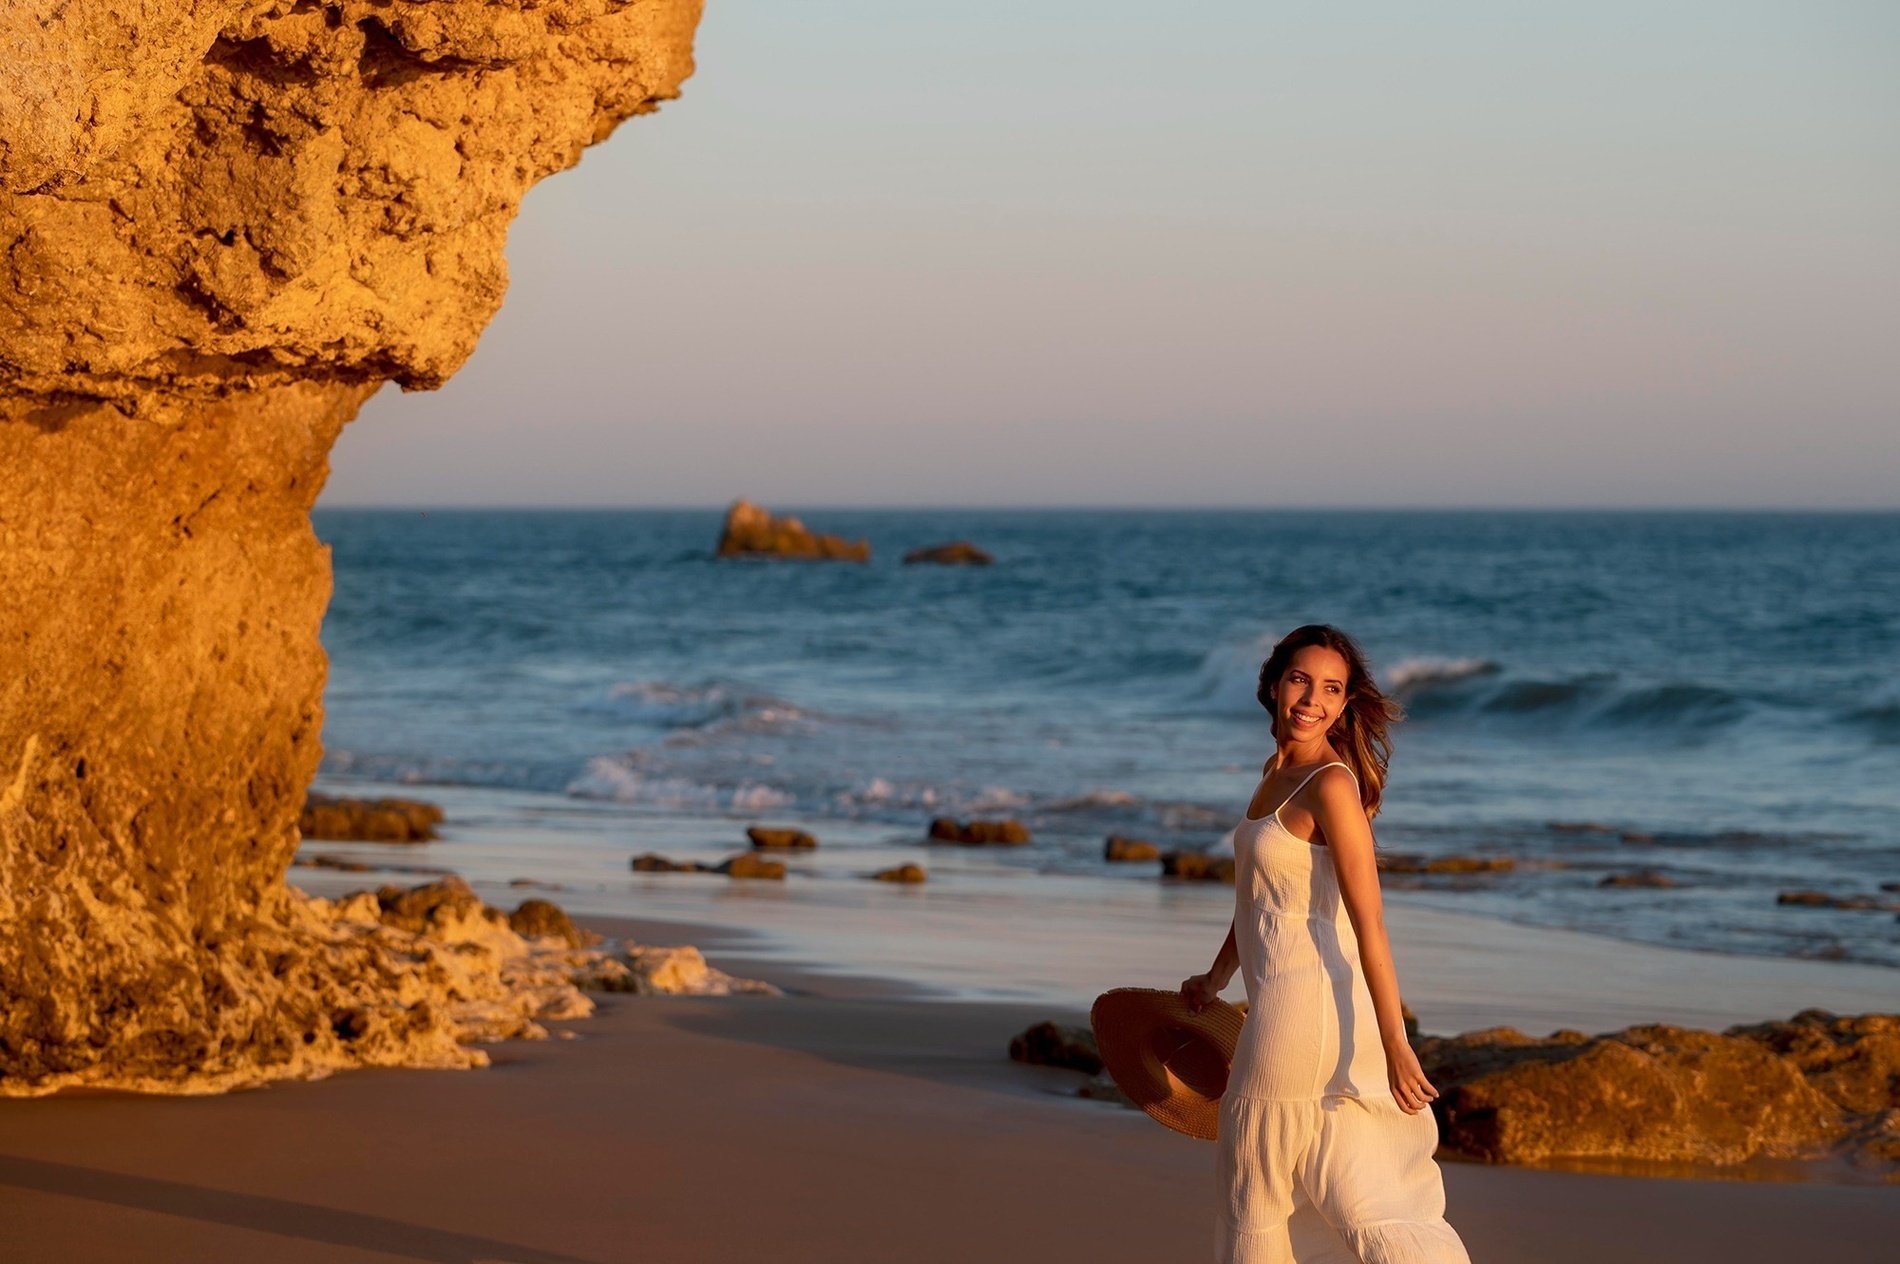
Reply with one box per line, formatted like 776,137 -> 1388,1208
1286,760 -> 1352,800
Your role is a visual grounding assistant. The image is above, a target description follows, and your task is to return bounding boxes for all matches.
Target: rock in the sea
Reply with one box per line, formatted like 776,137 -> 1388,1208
1162,851 -> 1236,883
927,817 -> 1031,845
716,499 -> 869,562
1599,869 -> 1678,888
1378,853 -> 1515,874
1105,835 -> 1161,862
1777,889 -> 1895,911
1415,1008 -> 1900,1175
747,826 -> 818,850
1009,1022 -> 1105,1075
300,794 -> 445,843
508,899 -> 599,949
871,863 -> 928,884
1076,1070 -> 1134,1106
631,853 -> 708,873
902,541 -> 994,566
0,0 -> 703,1092
716,853 -> 787,881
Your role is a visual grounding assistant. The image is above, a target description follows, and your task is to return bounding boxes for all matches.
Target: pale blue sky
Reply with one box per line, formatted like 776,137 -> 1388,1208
323,1 -> 1899,508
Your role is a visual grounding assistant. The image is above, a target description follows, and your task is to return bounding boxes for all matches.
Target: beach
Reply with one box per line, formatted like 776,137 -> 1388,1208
4,910 -> 1896,1264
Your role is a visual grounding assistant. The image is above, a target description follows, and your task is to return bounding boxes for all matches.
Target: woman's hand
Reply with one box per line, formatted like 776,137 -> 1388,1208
1179,972 -> 1222,1014
1384,1038 -> 1439,1116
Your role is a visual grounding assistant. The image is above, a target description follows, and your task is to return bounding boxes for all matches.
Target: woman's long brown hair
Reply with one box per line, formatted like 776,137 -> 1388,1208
1254,624 -> 1401,819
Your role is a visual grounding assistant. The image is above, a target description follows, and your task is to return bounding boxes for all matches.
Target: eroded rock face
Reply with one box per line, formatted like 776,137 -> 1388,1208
0,0 -> 702,1092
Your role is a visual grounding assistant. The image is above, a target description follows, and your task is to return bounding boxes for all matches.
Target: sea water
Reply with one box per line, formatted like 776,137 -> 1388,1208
312,509 -> 1900,970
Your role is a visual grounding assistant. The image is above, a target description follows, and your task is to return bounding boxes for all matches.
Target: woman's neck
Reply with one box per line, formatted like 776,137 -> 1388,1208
1273,735 -> 1334,769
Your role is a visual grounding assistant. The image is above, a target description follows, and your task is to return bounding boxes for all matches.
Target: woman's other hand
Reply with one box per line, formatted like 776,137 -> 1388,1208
1179,972 -> 1221,1013
1384,1039 -> 1440,1116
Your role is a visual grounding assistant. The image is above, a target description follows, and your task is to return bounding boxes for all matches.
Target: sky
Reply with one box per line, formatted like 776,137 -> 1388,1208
322,1 -> 1900,509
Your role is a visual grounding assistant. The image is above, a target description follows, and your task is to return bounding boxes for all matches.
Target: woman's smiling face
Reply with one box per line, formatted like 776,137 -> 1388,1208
1270,645 -> 1351,741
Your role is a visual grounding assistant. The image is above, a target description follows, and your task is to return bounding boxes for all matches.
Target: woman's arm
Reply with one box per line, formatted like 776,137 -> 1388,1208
1313,768 -> 1439,1116
1181,918 -> 1236,1012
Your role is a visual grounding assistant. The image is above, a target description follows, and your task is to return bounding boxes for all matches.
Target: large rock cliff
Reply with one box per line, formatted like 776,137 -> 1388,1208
0,0 -> 702,1092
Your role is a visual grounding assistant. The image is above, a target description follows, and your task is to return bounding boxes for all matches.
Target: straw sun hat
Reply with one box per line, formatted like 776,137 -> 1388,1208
1089,987 -> 1246,1141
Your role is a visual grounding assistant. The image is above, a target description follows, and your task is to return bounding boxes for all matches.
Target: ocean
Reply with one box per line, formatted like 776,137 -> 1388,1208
312,508 -> 1900,971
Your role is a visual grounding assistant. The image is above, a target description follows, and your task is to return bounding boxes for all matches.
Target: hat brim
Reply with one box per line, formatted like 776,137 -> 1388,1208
1089,987 -> 1245,1142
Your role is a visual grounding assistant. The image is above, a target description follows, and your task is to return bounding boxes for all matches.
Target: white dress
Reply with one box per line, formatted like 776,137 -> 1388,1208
1217,763 -> 1471,1264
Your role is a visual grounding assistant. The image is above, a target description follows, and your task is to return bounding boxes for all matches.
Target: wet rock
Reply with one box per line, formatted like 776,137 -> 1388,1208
1415,1009 -> 1900,1175
1105,835 -> 1161,862
902,541 -> 994,566
1549,822 -> 1619,834
1620,831 -> 1657,844
293,854 -> 375,873
577,945 -> 782,997
716,853 -> 786,880
1378,853 -> 1515,875
630,853 -> 708,874
1778,890 -> 1895,911
747,826 -> 818,850
1009,1022 -> 1104,1075
716,499 -> 869,562
1077,1071 -> 1134,1106
1599,869 -> 1678,888
871,863 -> 927,884
928,817 -> 1031,845
1162,851 -> 1235,883
300,794 -> 444,843
507,899 -> 599,949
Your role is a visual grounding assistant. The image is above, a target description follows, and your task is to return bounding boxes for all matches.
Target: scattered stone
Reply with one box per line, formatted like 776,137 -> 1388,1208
1104,835 -> 1161,862
715,499 -> 869,562
1162,851 -> 1235,883
1009,1022 -> 1104,1075
1599,870 -> 1678,889
716,853 -> 786,880
902,541 -> 994,566
1378,853 -> 1515,875
630,853 -> 707,873
747,826 -> 817,850
576,945 -> 782,997
1414,1008 -> 1900,1175
928,817 -> 1031,845
507,899 -> 599,949
871,863 -> 927,884
1778,890 -> 1895,911
300,794 -> 444,843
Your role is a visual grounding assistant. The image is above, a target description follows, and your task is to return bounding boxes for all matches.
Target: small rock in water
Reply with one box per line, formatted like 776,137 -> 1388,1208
871,863 -> 927,883
1009,1021 -> 1104,1074
1076,1071 -> 1134,1107
631,853 -> 707,873
1105,835 -> 1160,862
715,498 -> 869,562
1777,890 -> 1895,911
717,852 -> 787,880
902,540 -> 994,566
293,854 -> 374,873
928,817 -> 1030,845
747,826 -> 818,850
578,945 -> 782,997
1161,851 -> 1235,883
1379,853 -> 1514,875
1619,831 -> 1657,844
1599,869 -> 1678,889
300,793 -> 444,843
1548,821 -> 1618,835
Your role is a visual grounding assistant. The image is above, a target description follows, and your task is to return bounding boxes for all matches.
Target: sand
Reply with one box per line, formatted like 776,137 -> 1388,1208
2,916 -> 1895,1263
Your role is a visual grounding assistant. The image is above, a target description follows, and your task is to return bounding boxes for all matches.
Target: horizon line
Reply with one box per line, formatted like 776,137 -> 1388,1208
311,501 -> 1900,514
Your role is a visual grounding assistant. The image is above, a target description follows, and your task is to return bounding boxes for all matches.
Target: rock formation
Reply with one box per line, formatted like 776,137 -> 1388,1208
927,816 -> 1031,845
1161,851 -> 1235,883
0,0 -> 703,1092
1008,1022 -> 1104,1075
715,499 -> 870,561
747,826 -> 818,850
1104,835 -> 1160,862
902,541 -> 993,566
1416,1009 -> 1900,1178
871,862 -> 927,884
301,793 -> 444,842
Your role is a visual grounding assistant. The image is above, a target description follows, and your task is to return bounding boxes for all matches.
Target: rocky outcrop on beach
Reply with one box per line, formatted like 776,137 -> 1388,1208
301,794 -> 445,843
748,827 -> 818,850
0,0 -> 702,1092
576,944 -> 782,998
902,541 -> 994,566
508,898 -> 599,949
872,863 -> 928,884
928,817 -> 1031,845
1162,851 -> 1236,883
1416,1008 -> 1900,1178
1009,1022 -> 1104,1075
715,499 -> 870,562
1600,869 -> 1677,888
1105,836 -> 1161,862
717,853 -> 787,880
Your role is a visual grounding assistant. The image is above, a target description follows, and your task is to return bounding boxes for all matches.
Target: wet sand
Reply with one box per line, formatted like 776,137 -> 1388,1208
3,916 -> 1895,1263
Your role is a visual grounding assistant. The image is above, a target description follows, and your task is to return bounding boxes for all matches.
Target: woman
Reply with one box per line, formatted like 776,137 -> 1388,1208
1180,624 -> 1470,1264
